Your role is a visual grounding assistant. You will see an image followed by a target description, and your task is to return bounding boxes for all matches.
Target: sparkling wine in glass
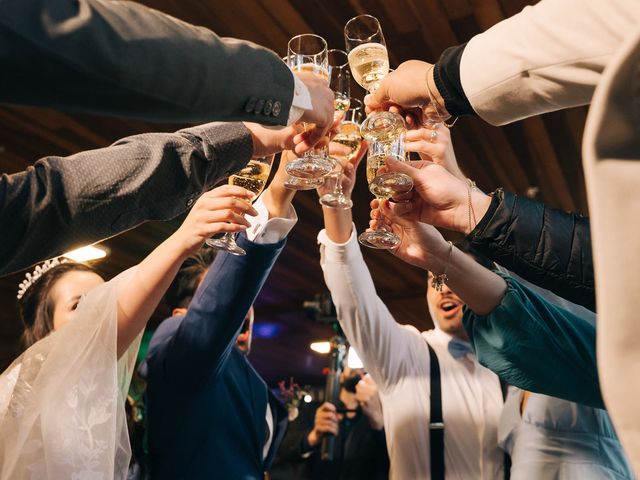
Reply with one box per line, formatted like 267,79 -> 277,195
320,98 -> 364,209
205,155 -> 275,255
358,119 -> 413,249
285,34 -> 334,180
344,15 -> 409,183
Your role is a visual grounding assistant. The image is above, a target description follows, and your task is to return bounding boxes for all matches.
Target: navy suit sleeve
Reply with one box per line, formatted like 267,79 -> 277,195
463,273 -> 603,409
151,234 -> 285,390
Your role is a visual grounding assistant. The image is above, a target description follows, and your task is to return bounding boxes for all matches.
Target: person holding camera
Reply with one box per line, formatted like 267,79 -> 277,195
271,368 -> 389,480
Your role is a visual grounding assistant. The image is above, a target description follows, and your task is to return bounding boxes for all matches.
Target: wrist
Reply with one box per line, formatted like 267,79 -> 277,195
262,186 -> 295,219
425,65 -> 450,119
469,190 -> 491,234
424,237 -> 453,275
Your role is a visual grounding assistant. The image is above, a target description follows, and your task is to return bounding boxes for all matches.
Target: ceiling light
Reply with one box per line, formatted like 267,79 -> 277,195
310,341 -> 331,354
63,245 -> 108,262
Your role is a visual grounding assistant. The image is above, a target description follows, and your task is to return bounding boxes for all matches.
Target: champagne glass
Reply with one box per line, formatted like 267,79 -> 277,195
344,15 -> 411,191
282,53 -> 327,191
328,49 -> 351,113
285,34 -> 334,180
357,136 -> 409,249
205,154 -> 275,255
320,98 -> 364,209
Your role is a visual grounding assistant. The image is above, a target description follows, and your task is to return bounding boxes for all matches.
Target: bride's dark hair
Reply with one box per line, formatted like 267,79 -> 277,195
17,262 -> 101,348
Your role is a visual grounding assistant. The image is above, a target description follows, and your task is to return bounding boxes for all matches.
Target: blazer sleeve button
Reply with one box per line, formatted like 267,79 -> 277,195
271,101 -> 282,117
254,99 -> 265,115
263,99 -> 273,116
244,97 -> 258,113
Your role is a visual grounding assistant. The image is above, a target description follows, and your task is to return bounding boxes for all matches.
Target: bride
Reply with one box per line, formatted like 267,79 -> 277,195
0,184 -> 255,479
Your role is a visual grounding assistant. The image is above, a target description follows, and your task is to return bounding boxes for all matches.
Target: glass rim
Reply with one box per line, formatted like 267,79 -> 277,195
344,14 -> 383,42
287,33 -> 328,56
327,49 -> 349,68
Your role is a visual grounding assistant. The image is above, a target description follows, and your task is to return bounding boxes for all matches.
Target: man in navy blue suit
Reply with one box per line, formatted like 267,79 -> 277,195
139,157 -> 298,480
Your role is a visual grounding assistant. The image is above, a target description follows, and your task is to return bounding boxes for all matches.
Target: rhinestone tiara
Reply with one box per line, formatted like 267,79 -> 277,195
16,257 -> 68,300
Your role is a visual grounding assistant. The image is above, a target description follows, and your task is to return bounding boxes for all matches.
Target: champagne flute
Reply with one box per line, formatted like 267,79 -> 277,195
357,138 -> 408,249
344,15 -> 412,192
320,97 -> 364,209
285,34 -> 334,180
282,53 -> 326,191
205,154 -> 275,256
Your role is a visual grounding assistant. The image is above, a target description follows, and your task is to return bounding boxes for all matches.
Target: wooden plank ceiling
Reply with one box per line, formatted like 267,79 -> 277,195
0,0 -> 588,386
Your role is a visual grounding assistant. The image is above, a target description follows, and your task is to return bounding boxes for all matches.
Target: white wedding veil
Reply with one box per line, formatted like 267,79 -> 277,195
0,267 -> 142,479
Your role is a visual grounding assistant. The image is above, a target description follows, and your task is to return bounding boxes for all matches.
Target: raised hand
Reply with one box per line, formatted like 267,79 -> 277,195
368,198 -> 449,272
364,60 -> 448,121
404,123 -> 465,181
307,402 -> 340,447
316,138 -> 368,200
174,185 -> 257,256
295,71 -> 338,154
383,159 -> 480,233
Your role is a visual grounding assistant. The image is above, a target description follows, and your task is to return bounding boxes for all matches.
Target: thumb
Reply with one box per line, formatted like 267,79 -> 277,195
365,79 -> 390,110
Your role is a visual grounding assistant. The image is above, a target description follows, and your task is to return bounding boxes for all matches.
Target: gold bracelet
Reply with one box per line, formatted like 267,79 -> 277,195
424,65 -> 458,128
431,241 -> 454,292
467,178 -> 477,234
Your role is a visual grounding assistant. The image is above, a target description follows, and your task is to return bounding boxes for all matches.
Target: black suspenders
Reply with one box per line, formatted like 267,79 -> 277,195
426,341 -> 445,480
426,339 -> 511,480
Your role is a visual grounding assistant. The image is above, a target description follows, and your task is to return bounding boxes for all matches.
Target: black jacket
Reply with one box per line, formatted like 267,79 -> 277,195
468,189 -> 595,311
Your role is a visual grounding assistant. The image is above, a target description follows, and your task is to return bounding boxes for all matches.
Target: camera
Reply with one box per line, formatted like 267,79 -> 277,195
303,291 -> 337,324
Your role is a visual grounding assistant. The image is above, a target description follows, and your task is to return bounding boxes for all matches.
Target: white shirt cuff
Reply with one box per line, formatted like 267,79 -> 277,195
246,194 -> 298,244
317,225 -> 359,263
287,75 -> 313,126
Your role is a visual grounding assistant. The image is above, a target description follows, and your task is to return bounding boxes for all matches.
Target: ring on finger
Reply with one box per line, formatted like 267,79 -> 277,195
429,129 -> 438,143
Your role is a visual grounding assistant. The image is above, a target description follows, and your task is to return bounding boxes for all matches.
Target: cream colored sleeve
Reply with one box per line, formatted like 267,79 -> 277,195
460,0 -> 640,125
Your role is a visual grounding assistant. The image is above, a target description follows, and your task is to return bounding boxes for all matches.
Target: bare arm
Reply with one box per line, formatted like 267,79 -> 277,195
115,185 -> 256,357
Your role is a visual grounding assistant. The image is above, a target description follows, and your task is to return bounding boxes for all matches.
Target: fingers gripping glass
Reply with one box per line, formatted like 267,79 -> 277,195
285,34 -> 334,180
205,155 -> 275,256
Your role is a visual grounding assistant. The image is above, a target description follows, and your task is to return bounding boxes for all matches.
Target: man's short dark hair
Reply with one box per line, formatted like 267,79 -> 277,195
165,248 -> 217,310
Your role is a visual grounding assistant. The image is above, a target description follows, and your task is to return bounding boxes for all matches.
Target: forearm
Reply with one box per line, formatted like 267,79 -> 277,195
0,122 -> 251,276
116,235 -> 189,357
425,240 -> 507,316
318,229 -> 413,390
322,207 -> 353,244
0,0 -> 294,124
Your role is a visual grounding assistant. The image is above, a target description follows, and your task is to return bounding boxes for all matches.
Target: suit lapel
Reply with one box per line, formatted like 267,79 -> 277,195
239,351 -> 267,462
263,390 -> 288,468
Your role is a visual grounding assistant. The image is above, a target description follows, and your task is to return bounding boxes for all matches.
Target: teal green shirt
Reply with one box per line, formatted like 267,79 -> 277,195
463,273 -> 604,409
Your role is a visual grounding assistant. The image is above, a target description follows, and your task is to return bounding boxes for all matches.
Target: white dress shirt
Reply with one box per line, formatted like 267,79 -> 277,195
246,194 -> 297,461
318,227 -> 504,480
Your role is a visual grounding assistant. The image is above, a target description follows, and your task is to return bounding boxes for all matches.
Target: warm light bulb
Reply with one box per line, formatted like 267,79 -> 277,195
303,394 -> 312,403
310,341 -> 331,354
63,245 -> 108,262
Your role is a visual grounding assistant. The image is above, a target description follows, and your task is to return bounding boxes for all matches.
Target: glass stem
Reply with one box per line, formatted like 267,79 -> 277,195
334,166 -> 345,197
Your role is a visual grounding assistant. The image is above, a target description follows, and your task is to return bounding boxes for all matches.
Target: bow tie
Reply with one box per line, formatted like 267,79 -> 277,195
448,338 -> 474,359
